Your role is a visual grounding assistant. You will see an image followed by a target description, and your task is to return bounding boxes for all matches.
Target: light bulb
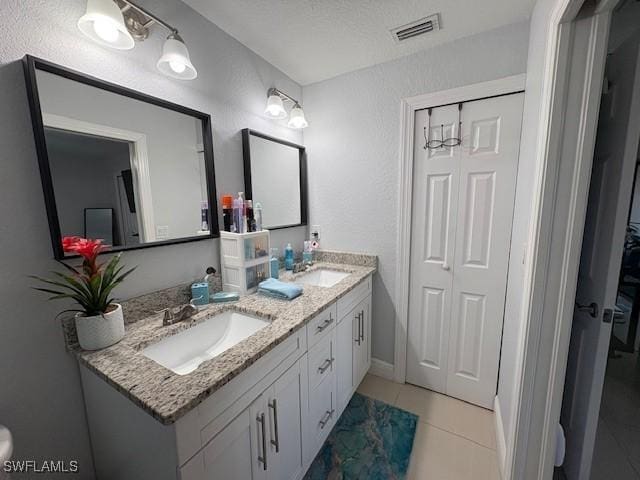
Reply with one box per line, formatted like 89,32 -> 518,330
287,104 -> 308,129
78,0 -> 134,50
169,60 -> 186,74
93,18 -> 119,43
264,94 -> 287,119
157,34 -> 198,80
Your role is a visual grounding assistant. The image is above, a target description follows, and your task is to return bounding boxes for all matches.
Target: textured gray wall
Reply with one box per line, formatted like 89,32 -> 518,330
302,22 -> 530,365
0,0 -> 304,475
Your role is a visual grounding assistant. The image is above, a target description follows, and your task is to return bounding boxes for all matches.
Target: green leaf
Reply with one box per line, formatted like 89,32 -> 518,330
33,287 -> 69,296
51,272 -> 92,298
55,260 -> 81,276
32,276 -> 86,297
113,266 -> 137,285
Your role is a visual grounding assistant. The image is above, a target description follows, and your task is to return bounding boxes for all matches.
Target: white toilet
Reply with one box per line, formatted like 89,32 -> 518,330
0,425 -> 12,479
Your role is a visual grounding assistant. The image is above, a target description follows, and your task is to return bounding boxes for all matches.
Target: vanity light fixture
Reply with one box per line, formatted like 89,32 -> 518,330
78,0 -> 198,80
78,0 -> 135,49
264,88 -> 308,129
288,103 -> 308,129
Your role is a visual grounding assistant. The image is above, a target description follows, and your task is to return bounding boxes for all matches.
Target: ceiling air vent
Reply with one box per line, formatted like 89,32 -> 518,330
390,14 -> 440,43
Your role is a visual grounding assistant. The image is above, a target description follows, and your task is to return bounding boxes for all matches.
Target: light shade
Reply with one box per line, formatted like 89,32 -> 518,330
264,94 -> 287,119
78,0 -> 135,50
287,103 -> 308,129
157,34 -> 197,80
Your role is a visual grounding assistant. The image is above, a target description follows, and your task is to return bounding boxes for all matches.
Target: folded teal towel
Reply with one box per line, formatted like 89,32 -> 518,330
258,278 -> 303,300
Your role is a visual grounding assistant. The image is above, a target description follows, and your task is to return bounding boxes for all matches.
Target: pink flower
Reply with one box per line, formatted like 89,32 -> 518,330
62,237 -> 106,262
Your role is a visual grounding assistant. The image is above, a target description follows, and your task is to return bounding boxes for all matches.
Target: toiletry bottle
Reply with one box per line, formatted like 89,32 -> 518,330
238,192 -> 247,233
285,243 -> 294,271
233,195 -> 244,233
270,247 -> 280,279
254,202 -> 263,232
231,196 -> 240,233
303,240 -> 313,264
246,200 -> 255,232
222,195 -> 233,232
204,266 -> 217,296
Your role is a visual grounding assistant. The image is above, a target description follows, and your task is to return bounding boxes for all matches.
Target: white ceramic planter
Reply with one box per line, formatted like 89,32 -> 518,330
75,303 -> 125,350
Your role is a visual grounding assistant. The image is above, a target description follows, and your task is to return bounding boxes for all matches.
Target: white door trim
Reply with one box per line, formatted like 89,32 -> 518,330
506,1 -> 619,479
394,74 -> 527,384
42,113 -> 156,242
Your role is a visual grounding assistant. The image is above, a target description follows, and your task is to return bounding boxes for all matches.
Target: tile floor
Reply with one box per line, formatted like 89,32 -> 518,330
356,374 -> 501,479
590,351 -> 640,479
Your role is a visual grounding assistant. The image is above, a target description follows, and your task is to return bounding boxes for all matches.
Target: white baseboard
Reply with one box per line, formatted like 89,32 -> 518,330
494,396 -> 507,479
369,358 -> 395,381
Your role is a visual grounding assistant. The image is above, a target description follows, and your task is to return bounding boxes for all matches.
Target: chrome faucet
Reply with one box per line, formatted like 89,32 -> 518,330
160,300 -> 199,326
292,262 -> 308,274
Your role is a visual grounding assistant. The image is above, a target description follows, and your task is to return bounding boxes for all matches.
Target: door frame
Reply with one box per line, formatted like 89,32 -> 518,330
393,73 -> 527,385
504,0 -> 621,479
42,112 -> 156,243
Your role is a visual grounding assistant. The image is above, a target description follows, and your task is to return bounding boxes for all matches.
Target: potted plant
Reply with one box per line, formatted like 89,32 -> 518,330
32,236 -> 136,350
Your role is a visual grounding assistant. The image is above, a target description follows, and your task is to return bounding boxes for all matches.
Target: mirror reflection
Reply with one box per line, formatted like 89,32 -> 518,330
242,129 -> 307,230
31,65 -> 216,257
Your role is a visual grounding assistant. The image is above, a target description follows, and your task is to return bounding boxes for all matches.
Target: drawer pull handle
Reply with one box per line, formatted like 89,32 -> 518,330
318,358 -> 334,374
257,412 -> 267,470
316,314 -> 334,333
268,399 -> 280,453
319,409 -> 335,429
355,312 -> 362,345
359,310 -> 365,341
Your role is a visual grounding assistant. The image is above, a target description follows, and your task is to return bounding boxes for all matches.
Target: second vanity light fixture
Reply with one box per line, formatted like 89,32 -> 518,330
264,88 -> 308,129
78,0 -> 197,80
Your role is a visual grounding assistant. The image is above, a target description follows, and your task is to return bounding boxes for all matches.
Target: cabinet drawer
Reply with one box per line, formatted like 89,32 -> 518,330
309,375 -> 335,448
307,302 -> 337,348
337,276 -> 372,321
308,330 -> 335,391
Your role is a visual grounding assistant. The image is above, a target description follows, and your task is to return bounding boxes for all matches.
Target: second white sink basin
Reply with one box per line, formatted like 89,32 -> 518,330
142,311 -> 270,375
295,269 -> 349,288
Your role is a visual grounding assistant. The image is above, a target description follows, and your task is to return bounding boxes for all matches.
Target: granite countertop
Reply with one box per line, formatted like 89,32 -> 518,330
76,252 -> 376,425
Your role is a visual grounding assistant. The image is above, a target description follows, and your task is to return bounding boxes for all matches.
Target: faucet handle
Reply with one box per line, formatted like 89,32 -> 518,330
157,308 -> 174,323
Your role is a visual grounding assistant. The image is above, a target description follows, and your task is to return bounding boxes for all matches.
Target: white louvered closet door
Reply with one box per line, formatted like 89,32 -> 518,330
406,93 -> 524,409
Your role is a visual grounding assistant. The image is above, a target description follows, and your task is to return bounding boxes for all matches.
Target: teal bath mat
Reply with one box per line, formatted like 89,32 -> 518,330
304,392 -> 418,480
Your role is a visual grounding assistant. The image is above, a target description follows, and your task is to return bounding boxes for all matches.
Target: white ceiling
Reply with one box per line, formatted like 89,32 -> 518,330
183,0 -> 536,85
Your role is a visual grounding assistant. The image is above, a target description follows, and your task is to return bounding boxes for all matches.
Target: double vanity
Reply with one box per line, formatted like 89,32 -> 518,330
75,253 -> 375,480
21,55 -> 376,479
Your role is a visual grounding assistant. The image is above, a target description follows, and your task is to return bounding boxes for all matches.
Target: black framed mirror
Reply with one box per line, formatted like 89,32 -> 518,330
242,129 -> 307,230
23,55 -> 218,259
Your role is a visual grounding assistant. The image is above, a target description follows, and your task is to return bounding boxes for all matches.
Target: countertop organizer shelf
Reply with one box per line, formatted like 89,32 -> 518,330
220,230 -> 271,294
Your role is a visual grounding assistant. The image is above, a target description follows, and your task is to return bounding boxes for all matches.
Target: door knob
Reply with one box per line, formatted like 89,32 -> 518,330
575,302 -> 599,319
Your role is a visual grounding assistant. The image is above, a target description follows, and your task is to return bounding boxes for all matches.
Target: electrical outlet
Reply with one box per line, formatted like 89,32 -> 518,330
156,225 -> 169,240
311,225 -> 321,242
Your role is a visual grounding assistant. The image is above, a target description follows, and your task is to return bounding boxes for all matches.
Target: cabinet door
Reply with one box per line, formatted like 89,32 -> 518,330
267,361 -> 304,480
250,394 -> 269,480
201,407 -> 257,480
352,296 -> 372,388
336,313 -> 354,416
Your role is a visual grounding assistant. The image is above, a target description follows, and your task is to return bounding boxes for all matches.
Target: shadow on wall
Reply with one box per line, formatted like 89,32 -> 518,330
0,61 -> 96,473
372,270 -> 396,365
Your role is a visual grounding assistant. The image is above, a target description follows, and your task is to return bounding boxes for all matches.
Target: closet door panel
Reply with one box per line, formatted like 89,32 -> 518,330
406,105 -> 461,392
447,93 -> 524,408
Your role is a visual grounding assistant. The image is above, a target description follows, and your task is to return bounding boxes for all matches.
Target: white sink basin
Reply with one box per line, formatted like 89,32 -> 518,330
295,269 -> 350,288
142,311 -> 270,375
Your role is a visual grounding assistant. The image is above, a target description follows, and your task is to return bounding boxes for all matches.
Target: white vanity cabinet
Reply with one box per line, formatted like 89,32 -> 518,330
336,276 -> 372,416
184,359 -> 305,480
80,274 -> 373,480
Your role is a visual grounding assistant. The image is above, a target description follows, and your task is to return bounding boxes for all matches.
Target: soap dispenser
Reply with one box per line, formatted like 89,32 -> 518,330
285,243 -> 294,271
